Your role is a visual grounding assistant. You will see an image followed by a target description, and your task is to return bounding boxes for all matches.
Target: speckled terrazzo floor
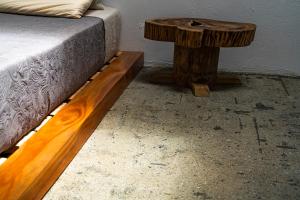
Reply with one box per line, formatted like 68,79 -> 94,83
44,67 -> 300,200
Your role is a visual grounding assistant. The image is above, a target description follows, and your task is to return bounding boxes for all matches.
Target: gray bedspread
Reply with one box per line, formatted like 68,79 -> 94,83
0,13 -> 105,153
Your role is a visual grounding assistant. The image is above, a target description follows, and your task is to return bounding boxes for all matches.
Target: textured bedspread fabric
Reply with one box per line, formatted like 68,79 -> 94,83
85,5 -> 121,62
0,13 -> 105,153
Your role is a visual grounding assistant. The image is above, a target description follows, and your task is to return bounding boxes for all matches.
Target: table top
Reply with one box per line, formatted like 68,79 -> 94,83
145,18 -> 256,48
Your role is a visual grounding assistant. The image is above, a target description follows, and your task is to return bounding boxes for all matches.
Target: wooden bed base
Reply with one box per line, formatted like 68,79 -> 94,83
0,51 -> 144,200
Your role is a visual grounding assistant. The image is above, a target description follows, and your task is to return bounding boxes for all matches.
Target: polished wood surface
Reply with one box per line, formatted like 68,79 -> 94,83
0,51 -> 144,200
144,18 -> 256,96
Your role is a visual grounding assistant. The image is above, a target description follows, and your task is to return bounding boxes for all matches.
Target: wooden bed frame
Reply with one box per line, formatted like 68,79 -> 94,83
0,51 -> 144,200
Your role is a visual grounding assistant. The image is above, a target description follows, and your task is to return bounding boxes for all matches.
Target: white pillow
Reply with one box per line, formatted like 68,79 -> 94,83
90,0 -> 104,10
0,0 -> 94,18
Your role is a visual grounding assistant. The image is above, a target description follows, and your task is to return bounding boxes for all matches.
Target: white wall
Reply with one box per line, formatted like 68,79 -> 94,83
103,0 -> 300,76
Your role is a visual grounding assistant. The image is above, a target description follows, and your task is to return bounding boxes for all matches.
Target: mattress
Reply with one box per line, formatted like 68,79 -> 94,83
85,5 -> 121,62
0,13 -> 107,154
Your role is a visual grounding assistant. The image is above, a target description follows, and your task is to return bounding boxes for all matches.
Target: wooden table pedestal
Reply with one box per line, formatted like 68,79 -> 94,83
145,18 -> 256,96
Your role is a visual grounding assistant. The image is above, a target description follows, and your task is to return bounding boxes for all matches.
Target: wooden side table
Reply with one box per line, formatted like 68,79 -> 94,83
144,18 -> 256,96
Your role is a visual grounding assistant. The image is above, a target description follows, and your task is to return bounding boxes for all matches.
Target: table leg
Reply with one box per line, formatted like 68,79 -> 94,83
148,45 -> 242,97
174,45 -> 220,87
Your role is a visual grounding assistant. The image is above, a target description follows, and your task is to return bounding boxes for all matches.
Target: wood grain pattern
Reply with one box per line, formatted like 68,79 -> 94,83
0,51 -> 144,200
174,45 -> 220,86
144,18 -> 256,95
145,18 -> 256,48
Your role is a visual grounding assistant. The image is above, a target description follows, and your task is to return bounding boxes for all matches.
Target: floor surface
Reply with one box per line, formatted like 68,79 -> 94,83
45,68 -> 300,200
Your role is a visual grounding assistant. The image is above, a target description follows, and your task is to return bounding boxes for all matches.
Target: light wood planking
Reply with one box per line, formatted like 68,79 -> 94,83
50,103 -> 67,116
100,64 -> 110,71
0,51 -> 144,200
108,57 -> 117,64
90,72 -> 101,80
34,116 -> 52,131
16,131 -> 37,147
69,81 -> 91,100
0,158 -> 7,166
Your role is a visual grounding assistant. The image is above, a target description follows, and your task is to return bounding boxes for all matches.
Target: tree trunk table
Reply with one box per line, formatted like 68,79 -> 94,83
144,18 -> 256,96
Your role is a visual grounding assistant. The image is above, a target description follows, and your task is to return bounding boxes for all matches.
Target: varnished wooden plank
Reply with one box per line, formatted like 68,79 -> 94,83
90,72 -> 101,80
16,131 -> 37,147
34,116 -> 52,131
0,158 -> 7,166
0,51 -> 144,200
108,57 -> 117,64
101,64 -> 109,71
50,103 -> 67,116
69,81 -> 90,100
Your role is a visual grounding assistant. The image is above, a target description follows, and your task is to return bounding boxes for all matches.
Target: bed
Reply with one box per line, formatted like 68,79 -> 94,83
0,6 -> 120,154
0,3 -> 143,199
